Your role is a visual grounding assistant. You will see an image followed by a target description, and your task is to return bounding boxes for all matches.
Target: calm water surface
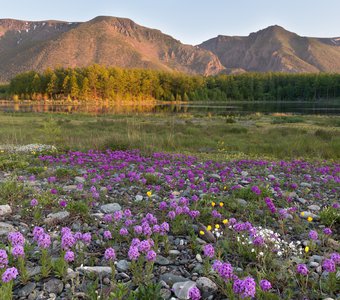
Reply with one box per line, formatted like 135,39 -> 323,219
0,100 -> 339,115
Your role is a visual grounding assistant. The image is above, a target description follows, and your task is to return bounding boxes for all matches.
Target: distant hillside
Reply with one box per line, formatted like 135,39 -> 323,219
0,16 -> 224,81
199,25 -> 340,73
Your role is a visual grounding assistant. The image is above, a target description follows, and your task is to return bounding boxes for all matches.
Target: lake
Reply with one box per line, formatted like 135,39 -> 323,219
0,100 -> 339,115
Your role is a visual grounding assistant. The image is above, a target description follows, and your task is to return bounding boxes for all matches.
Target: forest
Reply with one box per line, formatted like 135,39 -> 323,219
5,65 -> 340,101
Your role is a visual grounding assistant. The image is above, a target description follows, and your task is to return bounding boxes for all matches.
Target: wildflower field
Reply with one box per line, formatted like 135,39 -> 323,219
0,146 -> 339,299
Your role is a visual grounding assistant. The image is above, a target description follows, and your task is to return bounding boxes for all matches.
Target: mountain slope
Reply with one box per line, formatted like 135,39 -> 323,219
0,16 -> 224,81
199,25 -> 340,73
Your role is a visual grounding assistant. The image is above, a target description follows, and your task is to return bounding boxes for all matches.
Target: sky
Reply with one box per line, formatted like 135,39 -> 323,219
1,0 -> 340,45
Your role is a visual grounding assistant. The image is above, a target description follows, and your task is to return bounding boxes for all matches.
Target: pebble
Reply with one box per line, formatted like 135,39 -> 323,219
0,204 -> 12,217
160,273 -> 188,285
308,204 -> 321,211
135,195 -> 143,201
156,255 -> 171,266
44,211 -> 70,224
76,266 -> 112,276
44,278 -> 64,295
62,185 -> 78,192
195,254 -> 203,263
116,260 -> 130,272
100,203 -> 122,213
172,281 -> 196,300
196,277 -> 218,293
17,282 -> 36,298
0,222 -> 15,236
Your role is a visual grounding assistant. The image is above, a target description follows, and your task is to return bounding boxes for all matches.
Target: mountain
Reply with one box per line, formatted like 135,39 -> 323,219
0,16 -> 224,81
199,25 -> 340,73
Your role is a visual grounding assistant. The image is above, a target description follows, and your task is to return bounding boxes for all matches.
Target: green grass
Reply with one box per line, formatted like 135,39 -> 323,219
0,112 -> 339,160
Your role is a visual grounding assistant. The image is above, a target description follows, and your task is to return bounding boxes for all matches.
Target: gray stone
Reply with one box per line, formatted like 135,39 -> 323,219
160,288 -> 172,300
196,277 -> 218,293
44,278 -> 64,295
66,268 -> 79,280
172,281 -> 196,300
308,205 -> 321,211
301,182 -> 312,188
18,282 -> 36,297
74,177 -> 86,183
160,273 -> 188,286
116,260 -> 130,272
76,266 -> 112,276
310,255 -> 324,263
236,199 -> 248,206
27,266 -> 41,277
62,185 -> 78,192
156,255 -> 171,266
100,203 -> 122,214
135,195 -> 143,202
309,262 -> 319,268
169,250 -> 180,256
210,174 -> 221,180
297,198 -> 307,204
44,211 -> 70,224
0,222 -> 15,236
0,205 -> 12,217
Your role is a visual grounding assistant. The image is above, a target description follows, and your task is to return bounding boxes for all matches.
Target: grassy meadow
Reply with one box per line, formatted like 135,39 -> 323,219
0,111 -> 339,160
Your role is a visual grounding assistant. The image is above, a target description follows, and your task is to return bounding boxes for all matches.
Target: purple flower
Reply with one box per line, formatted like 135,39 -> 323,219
103,230 -> 112,240
82,233 -> 92,245
103,214 -> 113,223
214,261 -> 233,281
8,232 -> 25,246
330,252 -> 340,264
253,235 -> 265,246
264,197 -> 277,213
211,210 -> 222,218
260,279 -> 272,291
50,188 -> 58,194
64,250 -> 75,262
37,233 -> 51,249
113,210 -> 123,221
234,276 -> 256,298
30,198 -> 38,207
0,250 -> 8,269
203,244 -> 215,258
12,245 -> 25,258
168,211 -> 176,220
251,186 -> 261,195
138,240 -> 151,253
323,228 -> 332,235
128,246 -> 140,261
296,264 -> 308,276
124,209 -> 132,218
33,226 -> 45,241
308,230 -> 318,241
104,248 -> 116,261
159,201 -> 168,210
119,228 -> 129,236
322,259 -> 336,273
134,225 -> 143,235
59,200 -> 67,207
146,250 -> 157,262
131,238 -> 141,247
2,267 -> 18,283
188,286 -> 201,300
61,232 -> 76,250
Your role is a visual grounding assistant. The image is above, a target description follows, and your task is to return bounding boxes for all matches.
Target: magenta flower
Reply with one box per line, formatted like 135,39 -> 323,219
330,252 -> 340,264
103,230 -> 112,240
322,259 -> 336,273
308,230 -> 318,241
30,198 -> 38,207
64,250 -> 75,262
128,246 -> 140,261
2,267 -> 18,283
296,264 -> 308,276
0,250 -> 8,269
119,228 -> 129,236
104,247 -> 116,261
33,226 -> 45,241
188,286 -> 201,300
260,279 -> 272,291
323,228 -> 332,235
37,233 -> 51,249
146,250 -> 157,262
8,232 -> 25,246
82,233 -> 92,245
50,188 -> 58,194
59,200 -> 67,207
203,244 -> 215,258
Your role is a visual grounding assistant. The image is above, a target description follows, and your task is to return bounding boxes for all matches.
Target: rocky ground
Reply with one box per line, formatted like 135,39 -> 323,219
0,146 -> 339,300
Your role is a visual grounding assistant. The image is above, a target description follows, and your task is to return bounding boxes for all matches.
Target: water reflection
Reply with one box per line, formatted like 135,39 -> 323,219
0,100 -> 339,115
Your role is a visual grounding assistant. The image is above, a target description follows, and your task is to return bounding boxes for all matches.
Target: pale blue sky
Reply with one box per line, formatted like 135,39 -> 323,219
1,0 -> 339,44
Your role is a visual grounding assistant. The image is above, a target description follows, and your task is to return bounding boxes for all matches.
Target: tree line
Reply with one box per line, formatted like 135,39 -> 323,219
7,65 -> 340,101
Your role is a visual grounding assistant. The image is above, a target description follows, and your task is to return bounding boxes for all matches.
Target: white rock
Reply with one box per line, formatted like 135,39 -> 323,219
172,281 -> 196,300
0,205 -> 12,216
100,203 -> 121,213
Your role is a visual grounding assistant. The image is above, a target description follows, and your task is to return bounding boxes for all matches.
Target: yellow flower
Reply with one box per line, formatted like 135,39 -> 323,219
44,166 -> 47,170
307,217 -> 313,222
215,224 -> 220,229
146,191 -> 152,197
219,202 -> 224,207
207,225 -> 212,231
211,202 -> 216,207
300,212 -> 305,217
305,246 -> 309,253
223,186 -> 227,190
223,219 -> 229,225
199,230 -> 205,235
